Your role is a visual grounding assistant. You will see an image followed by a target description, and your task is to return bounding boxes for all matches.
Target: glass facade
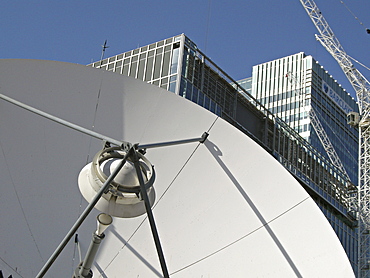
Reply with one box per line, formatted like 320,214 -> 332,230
89,35 -> 358,274
91,35 -> 182,92
241,53 -> 359,186
89,34 -> 224,116
316,197 -> 358,268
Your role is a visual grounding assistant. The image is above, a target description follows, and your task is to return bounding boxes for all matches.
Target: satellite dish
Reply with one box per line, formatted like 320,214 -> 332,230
0,59 -> 354,277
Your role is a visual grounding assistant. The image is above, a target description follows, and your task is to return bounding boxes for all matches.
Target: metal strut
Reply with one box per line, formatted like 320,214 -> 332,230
132,149 -> 170,277
36,151 -> 130,278
0,93 -> 209,277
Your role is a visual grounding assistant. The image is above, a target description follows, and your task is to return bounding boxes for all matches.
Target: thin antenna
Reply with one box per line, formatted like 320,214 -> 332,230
204,0 -> 212,53
340,0 -> 370,34
99,40 -> 109,68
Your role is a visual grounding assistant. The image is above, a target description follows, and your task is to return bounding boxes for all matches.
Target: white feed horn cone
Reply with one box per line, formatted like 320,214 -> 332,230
96,213 -> 113,236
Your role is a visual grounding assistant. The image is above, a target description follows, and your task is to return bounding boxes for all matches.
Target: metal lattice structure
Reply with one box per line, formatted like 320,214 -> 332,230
299,0 -> 370,276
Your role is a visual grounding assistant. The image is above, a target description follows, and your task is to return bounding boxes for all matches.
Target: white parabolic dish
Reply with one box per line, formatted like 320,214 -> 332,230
0,59 -> 354,277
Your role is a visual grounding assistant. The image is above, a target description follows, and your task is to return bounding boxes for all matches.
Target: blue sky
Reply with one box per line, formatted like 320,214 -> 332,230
1,0 -> 369,98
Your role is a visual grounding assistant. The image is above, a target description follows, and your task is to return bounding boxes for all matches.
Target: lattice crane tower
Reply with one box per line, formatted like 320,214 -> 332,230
299,0 -> 370,276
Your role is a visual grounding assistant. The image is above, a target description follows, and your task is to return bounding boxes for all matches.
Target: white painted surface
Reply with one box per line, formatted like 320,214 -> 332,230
0,59 -> 354,277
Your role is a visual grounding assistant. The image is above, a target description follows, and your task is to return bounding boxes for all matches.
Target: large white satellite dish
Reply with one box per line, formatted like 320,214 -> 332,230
0,59 -> 354,277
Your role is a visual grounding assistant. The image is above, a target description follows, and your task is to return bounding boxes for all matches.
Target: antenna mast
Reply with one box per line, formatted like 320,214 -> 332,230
99,40 -> 109,68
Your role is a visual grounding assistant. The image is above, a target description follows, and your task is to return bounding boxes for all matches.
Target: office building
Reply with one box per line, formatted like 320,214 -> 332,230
238,53 -> 359,186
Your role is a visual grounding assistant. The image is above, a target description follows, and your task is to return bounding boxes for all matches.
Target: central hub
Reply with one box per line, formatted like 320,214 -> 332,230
78,146 -> 155,218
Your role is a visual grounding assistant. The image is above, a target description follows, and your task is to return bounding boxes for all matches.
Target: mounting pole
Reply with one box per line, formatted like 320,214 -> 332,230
73,214 -> 113,278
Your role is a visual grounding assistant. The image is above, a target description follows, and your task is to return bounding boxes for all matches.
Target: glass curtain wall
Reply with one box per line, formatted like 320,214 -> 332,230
249,53 -> 359,186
